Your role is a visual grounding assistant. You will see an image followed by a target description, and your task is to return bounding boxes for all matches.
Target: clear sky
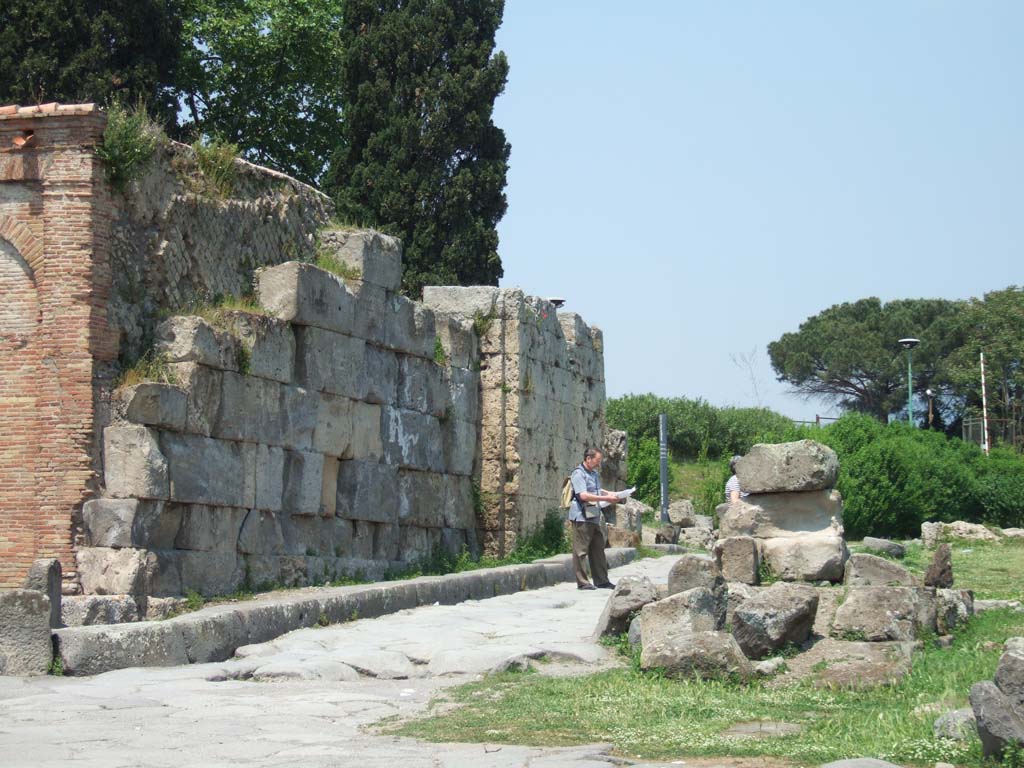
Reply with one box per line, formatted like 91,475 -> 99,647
491,1 -> 1023,421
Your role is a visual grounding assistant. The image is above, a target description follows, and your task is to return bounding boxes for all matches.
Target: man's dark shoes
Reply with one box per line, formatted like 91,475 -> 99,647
577,583 -> 597,591
596,582 -> 616,589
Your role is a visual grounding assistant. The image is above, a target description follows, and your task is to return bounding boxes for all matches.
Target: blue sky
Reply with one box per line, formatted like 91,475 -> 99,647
491,2 -> 1023,420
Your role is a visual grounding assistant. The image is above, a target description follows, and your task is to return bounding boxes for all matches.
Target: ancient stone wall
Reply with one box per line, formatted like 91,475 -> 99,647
0,104 -> 614,602
422,288 -> 607,554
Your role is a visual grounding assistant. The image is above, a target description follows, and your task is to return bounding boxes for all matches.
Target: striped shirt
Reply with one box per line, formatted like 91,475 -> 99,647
724,474 -> 748,503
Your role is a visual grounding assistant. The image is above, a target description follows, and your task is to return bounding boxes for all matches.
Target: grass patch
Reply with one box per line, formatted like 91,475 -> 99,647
883,539 -> 1024,601
434,335 -> 448,366
97,101 -> 164,193
190,138 -> 240,199
314,250 -> 362,282
114,349 -> 178,390
394,608 -> 1024,766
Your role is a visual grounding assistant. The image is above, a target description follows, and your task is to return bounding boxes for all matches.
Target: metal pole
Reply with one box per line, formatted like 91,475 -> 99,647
907,347 -> 914,426
658,413 -> 669,523
981,352 -> 991,455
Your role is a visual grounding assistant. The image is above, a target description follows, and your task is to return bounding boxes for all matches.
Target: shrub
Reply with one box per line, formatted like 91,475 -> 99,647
627,438 -> 663,508
974,447 -> 1024,528
191,138 -> 240,198
96,101 -> 163,192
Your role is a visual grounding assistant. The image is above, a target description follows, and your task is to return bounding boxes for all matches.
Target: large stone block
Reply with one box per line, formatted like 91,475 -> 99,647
399,525 -> 442,564
936,588 -> 974,634
317,229 -> 403,292
667,553 -> 725,596
174,505 -> 247,552
421,285 -> 501,320
731,583 -> 819,659
294,325 -> 366,399
159,432 -> 256,508
215,371 -> 282,444
374,522 -> 401,561
61,595 -> 140,627
382,406 -> 445,471
282,450 -> 325,516
336,460 -> 399,524
398,470 -> 447,527
351,280 -> 389,344
640,586 -> 726,648
971,680 -> 1024,758
844,553 -> 917,587
713,536 -> 760,585
363,344 -> 399,405
312,392 -> 353,456
104,425 -> 169,500
736,440 -> 839,494
384,294 -> 436,359
442,418 -> 478,477
83,498 -> 181,549
593,576 -> 659,639
279,385 -> 317,450
257,261 -> 356,335
238,510 -> 286,555
760,535 -> 848,583
831,586 -> 937,641
216,311 -> 295,383
398,354 -> 449,418
254,444 -> 285,511
0,590 -> 52,675
24,558 -> 62,629
155,316 -> 240,371
718,490 -> 844,539
443,475 -> 477,529
167,363 -> 222,437
447,366 -> 480,424
640,630 -> 752,681
175,551 -> 244,597
351,401 -> 383,460
76,547 -> 147,595
435,314 -> 479,369
114,383 -> 186,431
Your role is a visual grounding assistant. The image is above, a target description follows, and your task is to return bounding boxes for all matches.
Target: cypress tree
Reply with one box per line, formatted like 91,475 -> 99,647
326,0 -> 510,296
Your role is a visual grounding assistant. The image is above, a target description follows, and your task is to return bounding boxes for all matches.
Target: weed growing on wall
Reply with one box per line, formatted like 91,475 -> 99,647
191,138 -> 240,198
434,336 -> 448,366
97,101 -> 163,193
114,349 -> 178,390
313,250 -> 362,282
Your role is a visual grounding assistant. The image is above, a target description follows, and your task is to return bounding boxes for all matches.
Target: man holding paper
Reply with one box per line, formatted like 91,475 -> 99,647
568,447 -> 630,590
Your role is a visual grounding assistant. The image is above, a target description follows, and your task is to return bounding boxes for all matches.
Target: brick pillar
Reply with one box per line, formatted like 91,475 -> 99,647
0,104 -> 115,590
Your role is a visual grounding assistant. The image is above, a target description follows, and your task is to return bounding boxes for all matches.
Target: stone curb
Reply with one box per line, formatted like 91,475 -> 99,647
53,547 -> 668,677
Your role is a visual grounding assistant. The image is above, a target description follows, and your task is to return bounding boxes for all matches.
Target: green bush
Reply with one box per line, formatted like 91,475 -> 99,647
627,438 -> 663,508
191,138 -> 240,198
96,101 -> 163,192
974,447 -> 1024,528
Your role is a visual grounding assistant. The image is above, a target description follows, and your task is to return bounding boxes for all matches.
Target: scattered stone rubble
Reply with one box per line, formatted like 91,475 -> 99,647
971,636 -> 1024,757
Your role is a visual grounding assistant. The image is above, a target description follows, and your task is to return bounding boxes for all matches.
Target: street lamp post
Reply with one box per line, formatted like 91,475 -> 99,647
899,338 -> 920,426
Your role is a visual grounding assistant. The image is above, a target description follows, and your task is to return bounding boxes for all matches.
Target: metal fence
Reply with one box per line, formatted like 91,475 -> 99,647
962,415 -> 1023,452
792,415 -> 841,429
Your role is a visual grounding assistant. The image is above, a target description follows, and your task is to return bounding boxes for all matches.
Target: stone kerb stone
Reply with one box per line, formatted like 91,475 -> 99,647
0,589 -> 52,675
736,440 -> 839,494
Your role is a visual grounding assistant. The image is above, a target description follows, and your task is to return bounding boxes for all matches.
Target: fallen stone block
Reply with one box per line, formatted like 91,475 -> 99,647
760,535 -> 848,583
844,552 -> 916,587
933,707 -> 977,741
640,587 -> 725,647
936,588 -> 974,634
732,583 -> 818,659
606,526 -> 641,549
714,536 -> 760,585
667,499 -> 696,527
0,589 -> 52,675
667,553 -> 725,596
735,439 -> 839,494
593,576 -> 658,639
640,630 -> 752,681
925,543 -> 953,588
831,586 -> 937,641
971,679 -> 1024,757
719,490 -> 844,539
861,536 -> 905,558
679,526 -> 716,551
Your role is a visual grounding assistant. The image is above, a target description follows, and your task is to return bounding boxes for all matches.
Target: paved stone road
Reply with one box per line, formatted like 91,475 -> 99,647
0,557 -> 685,768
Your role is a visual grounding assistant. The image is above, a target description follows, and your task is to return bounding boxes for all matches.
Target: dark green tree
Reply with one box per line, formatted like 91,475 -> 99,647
767,297 -> 965,421
0,0 -> 183,126
325,0 -> 510,296
176,0 -> 346,186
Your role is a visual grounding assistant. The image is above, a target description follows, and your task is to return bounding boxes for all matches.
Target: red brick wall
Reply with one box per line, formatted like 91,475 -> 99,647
0,105 -> 116,590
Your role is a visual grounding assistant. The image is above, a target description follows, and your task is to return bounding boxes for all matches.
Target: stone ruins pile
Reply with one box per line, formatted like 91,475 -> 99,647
716,440 -> 848,584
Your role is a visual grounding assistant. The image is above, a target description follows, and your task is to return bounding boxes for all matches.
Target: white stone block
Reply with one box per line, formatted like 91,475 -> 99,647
104,425 -> 169,499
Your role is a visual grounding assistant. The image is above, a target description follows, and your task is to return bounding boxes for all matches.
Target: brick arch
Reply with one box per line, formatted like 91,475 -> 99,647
0,215 -> 43,273
0,231 -> 40,343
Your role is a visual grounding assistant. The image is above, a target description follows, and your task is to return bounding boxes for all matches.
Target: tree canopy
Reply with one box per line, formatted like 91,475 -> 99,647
324,0 -> 510,296
0,0 -> 183,125
767,297 -> 965,421
176,0 -> 346,186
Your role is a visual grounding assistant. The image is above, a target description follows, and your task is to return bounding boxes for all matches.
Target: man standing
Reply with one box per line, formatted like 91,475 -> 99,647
568,448 -> 621,590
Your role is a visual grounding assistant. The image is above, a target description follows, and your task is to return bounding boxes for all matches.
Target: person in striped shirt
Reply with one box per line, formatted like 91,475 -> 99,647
724,455 -> 748,503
